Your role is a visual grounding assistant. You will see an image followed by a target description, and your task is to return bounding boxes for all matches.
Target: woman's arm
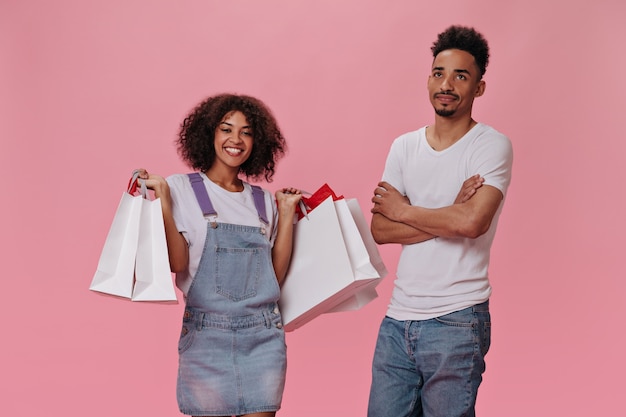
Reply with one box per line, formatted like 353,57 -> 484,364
136,169 -> 189,272
271,188 -> 302,285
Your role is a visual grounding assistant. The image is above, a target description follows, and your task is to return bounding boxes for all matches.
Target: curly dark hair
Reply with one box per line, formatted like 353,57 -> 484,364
431,25 -> 490,78
177,93 -> 286,182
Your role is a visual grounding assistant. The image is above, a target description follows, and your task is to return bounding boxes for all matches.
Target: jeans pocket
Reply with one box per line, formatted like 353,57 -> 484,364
178,325 -> 196,354
434,307 -> 474,328
434,307 -> 491,357
476,312 -> 491,356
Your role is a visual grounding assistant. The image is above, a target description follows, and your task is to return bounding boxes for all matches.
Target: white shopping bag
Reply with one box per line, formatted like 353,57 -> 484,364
132,196 -> 177,302
279,185 -> 387,331
326,281 -> 380,313
90,173 -> 177,303
327,199 -> 387,312
89,179 -> 143,299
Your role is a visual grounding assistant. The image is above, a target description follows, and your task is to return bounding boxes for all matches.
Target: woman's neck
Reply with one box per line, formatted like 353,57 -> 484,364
204,167 -> 244,192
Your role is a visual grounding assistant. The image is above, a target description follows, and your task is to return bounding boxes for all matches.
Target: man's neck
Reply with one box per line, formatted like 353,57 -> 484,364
426,116 -> 478,151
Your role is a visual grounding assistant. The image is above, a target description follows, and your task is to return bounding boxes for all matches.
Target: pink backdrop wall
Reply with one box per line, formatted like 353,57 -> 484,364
2,0 -> 625,415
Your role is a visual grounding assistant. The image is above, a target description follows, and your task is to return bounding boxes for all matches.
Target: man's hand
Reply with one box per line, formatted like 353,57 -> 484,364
454,174 -> 484,204
371,181 -> 410,223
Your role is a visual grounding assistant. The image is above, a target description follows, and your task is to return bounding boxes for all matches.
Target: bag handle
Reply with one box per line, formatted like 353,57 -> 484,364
127,170 -> 148,199
296,183 -> 343,220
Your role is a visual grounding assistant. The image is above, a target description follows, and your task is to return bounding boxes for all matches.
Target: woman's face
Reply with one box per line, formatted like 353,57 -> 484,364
212,110 -> 254,170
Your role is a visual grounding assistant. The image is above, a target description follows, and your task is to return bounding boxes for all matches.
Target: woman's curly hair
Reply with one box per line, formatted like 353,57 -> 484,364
177,93 -> 286,182
431,25 -> 490,79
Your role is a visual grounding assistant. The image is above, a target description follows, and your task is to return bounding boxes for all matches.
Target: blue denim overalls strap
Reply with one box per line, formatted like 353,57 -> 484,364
184,173 -> 280,318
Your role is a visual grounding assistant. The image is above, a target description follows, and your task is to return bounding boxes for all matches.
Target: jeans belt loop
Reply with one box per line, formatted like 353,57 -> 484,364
263,310 -> 271,329
197,311 -> 205,331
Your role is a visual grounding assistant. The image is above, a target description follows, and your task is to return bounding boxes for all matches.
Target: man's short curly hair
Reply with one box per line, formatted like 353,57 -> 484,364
177,93 -> 286,182
431,25 -> 490,78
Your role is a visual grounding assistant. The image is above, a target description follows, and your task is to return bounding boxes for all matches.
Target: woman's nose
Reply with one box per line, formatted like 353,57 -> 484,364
230,132 -> 244,143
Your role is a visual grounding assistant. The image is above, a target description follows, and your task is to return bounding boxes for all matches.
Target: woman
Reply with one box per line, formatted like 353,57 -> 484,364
138,93 -> 301,417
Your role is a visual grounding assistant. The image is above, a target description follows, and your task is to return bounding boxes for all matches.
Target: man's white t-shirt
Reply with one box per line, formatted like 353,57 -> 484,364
381,123 -> 513,320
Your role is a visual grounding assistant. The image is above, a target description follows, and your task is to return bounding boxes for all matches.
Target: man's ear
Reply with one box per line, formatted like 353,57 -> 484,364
475,80 -> 486,97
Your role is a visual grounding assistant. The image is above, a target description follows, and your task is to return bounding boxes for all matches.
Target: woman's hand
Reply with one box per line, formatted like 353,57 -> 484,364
275,187 -> 303,215
135,168 -> 170,199
134,168 -> 188,272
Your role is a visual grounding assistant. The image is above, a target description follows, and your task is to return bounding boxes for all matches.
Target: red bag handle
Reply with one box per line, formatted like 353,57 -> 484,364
296,183 -> 343,220
127,170 -> 140,194
126,170 -> 148,197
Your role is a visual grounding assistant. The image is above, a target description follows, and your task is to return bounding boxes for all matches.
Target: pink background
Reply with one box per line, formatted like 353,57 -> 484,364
2,1 -> 625,415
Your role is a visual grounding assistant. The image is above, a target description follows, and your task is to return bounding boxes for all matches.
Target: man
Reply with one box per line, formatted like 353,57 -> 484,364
368,25 -> 513,417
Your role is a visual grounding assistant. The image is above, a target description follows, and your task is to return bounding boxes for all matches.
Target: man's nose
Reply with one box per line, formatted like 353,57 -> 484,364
440,75 -> 453,91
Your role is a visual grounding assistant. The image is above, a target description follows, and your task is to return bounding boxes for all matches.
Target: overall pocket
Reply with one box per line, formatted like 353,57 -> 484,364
215,246 -> 261,301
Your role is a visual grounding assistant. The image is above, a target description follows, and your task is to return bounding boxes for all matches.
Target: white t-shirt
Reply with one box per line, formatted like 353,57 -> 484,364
166,173 -> 278,296
381,123 -> 513,320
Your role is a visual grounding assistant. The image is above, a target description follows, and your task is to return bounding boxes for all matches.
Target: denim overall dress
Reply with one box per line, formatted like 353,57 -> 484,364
176,173 -> 286,416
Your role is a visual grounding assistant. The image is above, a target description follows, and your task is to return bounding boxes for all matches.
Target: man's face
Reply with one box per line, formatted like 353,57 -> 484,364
427,48 -> 485,119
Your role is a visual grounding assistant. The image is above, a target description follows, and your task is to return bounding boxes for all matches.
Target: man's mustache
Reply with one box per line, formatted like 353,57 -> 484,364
435,91 -> 459,99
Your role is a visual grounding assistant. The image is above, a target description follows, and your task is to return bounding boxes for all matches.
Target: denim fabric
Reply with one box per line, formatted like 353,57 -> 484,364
368,301 -> 491,417
177,306 -> 286,416
185,222 -> 281,316
177,216 -> 285,416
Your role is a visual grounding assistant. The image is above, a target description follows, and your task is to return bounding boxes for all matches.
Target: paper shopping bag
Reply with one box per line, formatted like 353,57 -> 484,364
279,184 -> 387,331
326,281 -> 380,313
132,196 -> 177,302
326,198 -> 387,312
90,172 -> 177,302
335,198 -> 387,282
89,177 -> 143,299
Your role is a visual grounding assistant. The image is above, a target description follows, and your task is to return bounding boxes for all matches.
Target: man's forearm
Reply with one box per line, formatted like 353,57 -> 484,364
371,213 -> 436,245
395,186 -> 503,239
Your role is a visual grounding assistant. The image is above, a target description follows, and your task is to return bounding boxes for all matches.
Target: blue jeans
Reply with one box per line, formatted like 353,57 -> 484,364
367,301 -> 491,417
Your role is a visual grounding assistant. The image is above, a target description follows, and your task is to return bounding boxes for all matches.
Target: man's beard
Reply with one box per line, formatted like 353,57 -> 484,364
435,107 -> 456,117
